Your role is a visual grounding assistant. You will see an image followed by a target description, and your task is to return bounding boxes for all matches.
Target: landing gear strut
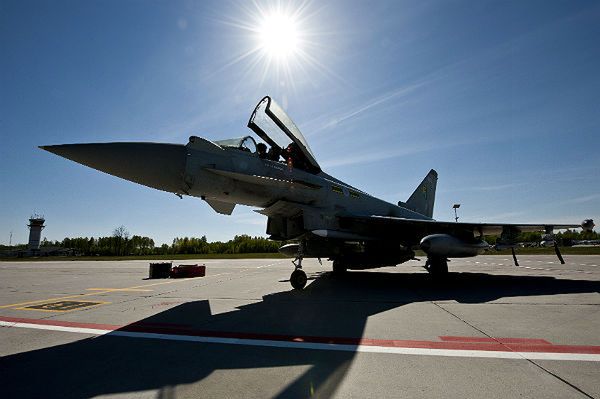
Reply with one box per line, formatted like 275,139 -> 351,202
425,256 -> 448,278
332,260 -> 347,274
290,241 -> 307,290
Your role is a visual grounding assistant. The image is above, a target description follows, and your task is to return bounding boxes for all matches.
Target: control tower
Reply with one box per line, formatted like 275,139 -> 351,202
28,215 -> 45,250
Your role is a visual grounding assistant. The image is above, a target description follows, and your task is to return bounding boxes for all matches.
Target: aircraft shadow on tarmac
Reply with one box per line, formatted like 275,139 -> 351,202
2,271 -> 599,399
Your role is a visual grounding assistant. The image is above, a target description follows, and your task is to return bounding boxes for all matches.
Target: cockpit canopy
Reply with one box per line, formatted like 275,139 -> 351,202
214,136 -> 257,153
248,96 -> 320,174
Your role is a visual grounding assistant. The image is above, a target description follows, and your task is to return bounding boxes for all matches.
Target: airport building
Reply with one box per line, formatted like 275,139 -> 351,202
1,215 -> 77,258
27,215 -> 45,253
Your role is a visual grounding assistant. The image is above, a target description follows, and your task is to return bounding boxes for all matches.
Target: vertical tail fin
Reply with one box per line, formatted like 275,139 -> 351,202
398,169 -> 437,218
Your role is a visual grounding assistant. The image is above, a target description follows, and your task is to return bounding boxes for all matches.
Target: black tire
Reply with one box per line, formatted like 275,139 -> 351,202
332,260 -> 347,274
290,269 -> 307,290
426,256 -> 448,277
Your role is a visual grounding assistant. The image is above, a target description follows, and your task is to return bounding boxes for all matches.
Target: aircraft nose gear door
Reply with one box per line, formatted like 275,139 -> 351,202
290,241 -> 307,289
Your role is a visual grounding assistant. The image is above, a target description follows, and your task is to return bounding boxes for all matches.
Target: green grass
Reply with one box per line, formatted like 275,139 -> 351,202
413,247 -> 600,257
2,247 -> 599,262
0,253 -> 288,262
482,246 -> 600,256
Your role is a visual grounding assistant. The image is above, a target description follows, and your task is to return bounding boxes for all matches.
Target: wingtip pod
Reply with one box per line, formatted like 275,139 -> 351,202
39,142 -> 188,194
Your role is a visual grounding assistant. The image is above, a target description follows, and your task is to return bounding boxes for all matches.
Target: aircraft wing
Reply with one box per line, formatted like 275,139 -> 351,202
349,215 -> 581,234
338,214 -> 584,244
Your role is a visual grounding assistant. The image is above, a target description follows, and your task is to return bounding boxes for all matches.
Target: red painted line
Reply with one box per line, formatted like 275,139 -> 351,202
440,336 -> 552,345
129,322 -> 193,329
2,315 -> 600,354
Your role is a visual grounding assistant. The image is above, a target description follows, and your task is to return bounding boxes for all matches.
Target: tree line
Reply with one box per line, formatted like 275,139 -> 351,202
485,229 -> 599,246
2,226 -> 597,256
33,226 -> 282,256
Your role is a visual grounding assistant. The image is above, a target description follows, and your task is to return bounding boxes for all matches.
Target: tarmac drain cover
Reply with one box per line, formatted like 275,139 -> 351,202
24,301 -> 106,312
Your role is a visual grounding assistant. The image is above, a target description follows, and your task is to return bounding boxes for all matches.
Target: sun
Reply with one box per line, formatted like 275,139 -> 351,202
257,12 -> 300,60
212,2 -> 336,92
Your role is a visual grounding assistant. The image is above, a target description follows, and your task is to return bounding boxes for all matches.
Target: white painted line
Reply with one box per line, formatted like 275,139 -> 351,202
256,260 -> 286,269
0,321 -> 110,336
2,320 -> 599,362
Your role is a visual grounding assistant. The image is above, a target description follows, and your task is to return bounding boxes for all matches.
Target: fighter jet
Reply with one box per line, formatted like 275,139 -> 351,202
41,96 -> 595,289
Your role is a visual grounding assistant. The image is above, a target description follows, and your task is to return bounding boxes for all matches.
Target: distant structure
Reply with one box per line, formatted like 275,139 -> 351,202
28,215 -> 45,251
0,215 -> 78,258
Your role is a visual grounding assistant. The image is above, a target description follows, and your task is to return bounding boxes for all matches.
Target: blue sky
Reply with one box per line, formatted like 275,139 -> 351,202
1,0 -> 599,245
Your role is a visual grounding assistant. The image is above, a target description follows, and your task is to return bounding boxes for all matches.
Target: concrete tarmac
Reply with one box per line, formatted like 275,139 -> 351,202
1,255 -> 599,399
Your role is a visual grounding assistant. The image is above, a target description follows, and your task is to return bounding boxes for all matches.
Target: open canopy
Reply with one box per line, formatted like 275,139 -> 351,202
248,96 -> 320,173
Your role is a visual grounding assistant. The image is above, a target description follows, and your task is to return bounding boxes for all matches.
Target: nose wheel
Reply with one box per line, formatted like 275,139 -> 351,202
290,240 -> 307,290
290,269 -> 307,290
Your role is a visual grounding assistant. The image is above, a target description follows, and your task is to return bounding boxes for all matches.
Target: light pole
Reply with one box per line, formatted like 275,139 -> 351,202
453,204 -> 461,222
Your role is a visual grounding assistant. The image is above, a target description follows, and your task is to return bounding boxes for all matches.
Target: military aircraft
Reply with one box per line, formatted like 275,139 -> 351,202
41,96 -> 594,289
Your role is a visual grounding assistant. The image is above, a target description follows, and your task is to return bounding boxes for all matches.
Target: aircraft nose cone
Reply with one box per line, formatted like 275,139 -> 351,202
40,142 -> 187,193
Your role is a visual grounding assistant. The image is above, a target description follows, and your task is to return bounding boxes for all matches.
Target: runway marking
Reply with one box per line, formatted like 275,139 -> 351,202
86,288 -> 153,292
439,336 -> 552,345
256,260 -> 287,269
1,316 -> 599,362
17,300 -> 109,313
0,292 -> 115,309
0,278 -> 200,309
516,265 -> 595,274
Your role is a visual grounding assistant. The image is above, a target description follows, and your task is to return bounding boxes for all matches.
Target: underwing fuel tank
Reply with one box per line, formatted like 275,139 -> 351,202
279,243 -> 299,257
420,234 -> 489,258
40,143 -> 187,194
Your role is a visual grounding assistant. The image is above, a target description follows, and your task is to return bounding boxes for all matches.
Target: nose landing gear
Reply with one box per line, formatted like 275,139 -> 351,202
290,241 -> 307,290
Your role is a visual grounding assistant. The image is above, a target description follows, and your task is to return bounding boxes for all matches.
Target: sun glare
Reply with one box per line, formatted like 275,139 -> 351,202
213,1 -> 336,93
258,13 -> 299,59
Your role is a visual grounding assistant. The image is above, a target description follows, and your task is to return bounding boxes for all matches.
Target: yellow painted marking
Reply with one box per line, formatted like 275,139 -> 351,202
16,300 -> 110,313
0,272 -> 229,310
128,279 -> 195,289
0,292 -> 113,309
86,288 -> 153,292
0,277 -> 198,309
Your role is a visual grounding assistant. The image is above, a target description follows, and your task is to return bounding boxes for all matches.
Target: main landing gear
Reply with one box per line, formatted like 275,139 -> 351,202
290,241 -> 307,290
332,260 -> 347,274
425,256 -> 448,278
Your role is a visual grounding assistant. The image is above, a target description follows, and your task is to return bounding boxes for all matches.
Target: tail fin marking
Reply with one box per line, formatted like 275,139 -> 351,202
399,169 -> 438,218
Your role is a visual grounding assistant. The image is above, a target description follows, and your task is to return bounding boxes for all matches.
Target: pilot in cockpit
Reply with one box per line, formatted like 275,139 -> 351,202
285,142 -> 308,170
256,143 -> 267,159
267,146 -> 281,161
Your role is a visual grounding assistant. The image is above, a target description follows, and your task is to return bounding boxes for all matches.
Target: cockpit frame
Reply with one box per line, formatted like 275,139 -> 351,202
248,96 -> 321,174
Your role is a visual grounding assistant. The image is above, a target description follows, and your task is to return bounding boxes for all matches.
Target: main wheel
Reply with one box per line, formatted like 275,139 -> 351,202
332,260 -> 347,274
290,269 -> 307,290
426,256 -> 448,277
